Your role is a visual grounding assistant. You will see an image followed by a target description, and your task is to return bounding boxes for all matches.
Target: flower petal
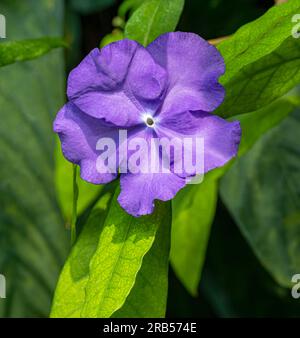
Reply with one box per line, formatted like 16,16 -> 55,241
68,39 -> 167,127
71,91 -> 142,127
159,110 -> 241,173
126,45 -> 167,112
67,41 -> 138,98
53,102 -> 119,184
118,172 -> 186,217
148,32 -> 225,113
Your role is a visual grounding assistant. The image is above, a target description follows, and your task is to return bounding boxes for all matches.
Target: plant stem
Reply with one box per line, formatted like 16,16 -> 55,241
71,164 -> 79,246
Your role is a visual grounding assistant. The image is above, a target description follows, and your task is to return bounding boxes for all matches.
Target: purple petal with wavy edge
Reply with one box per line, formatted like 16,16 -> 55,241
53,102 -> 119,184
118,172 -> 186,217
68,39 -> 167,127
148,32 -> 225,114
159,110 -> 241,174
71,91 -> 143,127
67,42 -> 137,98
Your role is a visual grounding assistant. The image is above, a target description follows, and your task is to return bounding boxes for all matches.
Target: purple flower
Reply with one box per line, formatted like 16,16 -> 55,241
54,32 -> 241,217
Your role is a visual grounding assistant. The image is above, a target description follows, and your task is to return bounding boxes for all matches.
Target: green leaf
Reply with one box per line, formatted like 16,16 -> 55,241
81,192 -> 169,318
219,1 -> 300,83
70,0 -> 115,14
55,141 -> 102,224
216,0 -> 300,117
0,0 -> 68,317
170,181 -> 218,296
124,0 -> 185,46
220,108 -> 300,288
218,38 -> 300,117
51,188 -> 171,318
113,203 -> 171,318
0,37 -> 66,67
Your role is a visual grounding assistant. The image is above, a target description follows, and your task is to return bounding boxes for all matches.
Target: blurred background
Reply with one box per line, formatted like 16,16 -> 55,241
0,0 -> 299,317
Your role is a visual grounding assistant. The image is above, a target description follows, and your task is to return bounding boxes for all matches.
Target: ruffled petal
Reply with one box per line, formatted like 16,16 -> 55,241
53,102 -> 119,184
71,91 -> 142,127
67,41 -> 137,97
118,172 -> 186,217
148,32 -> 225,113
68,39 -> 167,127
125,45 -> 167,112
158,110 -> 241,174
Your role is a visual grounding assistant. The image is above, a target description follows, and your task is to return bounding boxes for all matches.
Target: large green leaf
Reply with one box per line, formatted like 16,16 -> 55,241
0,0 -> 68,317
171,94 -> 299,296
220,108 -> 300,288
0,37 -> 66,67
51,188 -> 171,318
216,0 -> 300,117
124,0 -> 185,46
81,192 -> 169,318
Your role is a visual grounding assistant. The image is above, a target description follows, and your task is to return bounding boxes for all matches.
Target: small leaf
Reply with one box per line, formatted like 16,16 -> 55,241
124,0 -> 185,46
0,37 -> 66,67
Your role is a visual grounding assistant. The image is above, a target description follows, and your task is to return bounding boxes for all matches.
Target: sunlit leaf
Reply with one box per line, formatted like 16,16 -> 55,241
216,0 -> 300,117
51,188 -> 171,318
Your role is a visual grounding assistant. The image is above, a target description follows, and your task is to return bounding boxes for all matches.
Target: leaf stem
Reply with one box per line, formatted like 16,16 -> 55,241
71,164 -> 79,246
